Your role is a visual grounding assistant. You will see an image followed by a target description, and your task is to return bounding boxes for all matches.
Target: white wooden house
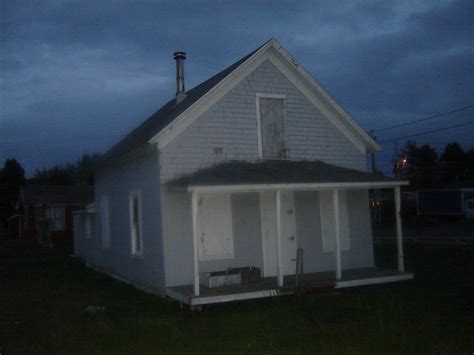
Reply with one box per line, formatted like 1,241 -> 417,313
74,39 -> 412,307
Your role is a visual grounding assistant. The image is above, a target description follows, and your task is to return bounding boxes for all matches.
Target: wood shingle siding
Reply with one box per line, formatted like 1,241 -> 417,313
160,60 -> 367,183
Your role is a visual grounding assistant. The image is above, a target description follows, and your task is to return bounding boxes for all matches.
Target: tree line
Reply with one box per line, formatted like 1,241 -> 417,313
0,154 -> 101,224
392,141 -> 474,189
29,153 -> 102,186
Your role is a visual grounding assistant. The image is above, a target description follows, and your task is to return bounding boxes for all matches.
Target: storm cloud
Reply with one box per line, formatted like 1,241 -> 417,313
1,0 -> 473,175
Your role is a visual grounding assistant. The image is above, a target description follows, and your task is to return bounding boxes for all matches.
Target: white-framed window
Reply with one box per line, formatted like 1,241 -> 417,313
197,193 -> 234,260
46,207 -> 65,231
84,214 -> 92,240
318,190 -> 351,252
129,192 -> 143,256
100,195 -> 110,249
256,93 -> 288,159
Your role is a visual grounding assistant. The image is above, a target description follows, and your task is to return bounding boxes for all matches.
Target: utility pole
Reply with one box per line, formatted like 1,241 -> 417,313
369,130 -> 381,224
369,130 -> 377,174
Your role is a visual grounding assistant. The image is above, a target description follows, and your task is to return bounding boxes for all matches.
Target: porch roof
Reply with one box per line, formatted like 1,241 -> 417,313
169,160 -> 407,192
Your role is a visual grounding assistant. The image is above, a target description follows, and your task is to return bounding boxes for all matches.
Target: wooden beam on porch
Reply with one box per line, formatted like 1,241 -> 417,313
394,186 -> 405,272
333,189 -> 342,280
275,190 -> 284,287
191,191 -> 200,296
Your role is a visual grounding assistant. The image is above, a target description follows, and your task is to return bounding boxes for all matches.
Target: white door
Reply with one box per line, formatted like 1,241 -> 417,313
260,191 -> 297,277
197,193 -> 234,260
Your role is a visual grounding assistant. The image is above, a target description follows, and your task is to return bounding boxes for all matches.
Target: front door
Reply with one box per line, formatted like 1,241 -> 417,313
260,191 -> 297,277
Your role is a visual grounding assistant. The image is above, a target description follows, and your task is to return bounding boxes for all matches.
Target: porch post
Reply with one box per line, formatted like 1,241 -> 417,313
394,186 -> 405,272
275,190 -> 284,287
333,189 -> 342,280
191,191 -> 200,296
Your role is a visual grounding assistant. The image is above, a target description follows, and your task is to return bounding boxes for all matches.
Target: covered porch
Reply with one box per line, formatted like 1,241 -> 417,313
167,160 -> 413,306
167,267 -> 413,306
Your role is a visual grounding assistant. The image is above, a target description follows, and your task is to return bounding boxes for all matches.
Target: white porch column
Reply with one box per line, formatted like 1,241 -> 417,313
333,189 -> 342,280
394,186 -> 405,272
191,191 -> 200,296
275,190 -> 284,287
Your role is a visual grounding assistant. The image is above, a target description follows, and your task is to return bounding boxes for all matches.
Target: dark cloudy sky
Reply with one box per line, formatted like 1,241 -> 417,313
1,0 -> 473,176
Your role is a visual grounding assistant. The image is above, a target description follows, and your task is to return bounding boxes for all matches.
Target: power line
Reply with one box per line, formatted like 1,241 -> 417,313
372,104 -> 474,133
378,137 -> 474,146
378,120 -> 474,144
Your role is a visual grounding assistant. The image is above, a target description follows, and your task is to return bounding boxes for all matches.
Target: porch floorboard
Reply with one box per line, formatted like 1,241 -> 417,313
166,267 -> 413,306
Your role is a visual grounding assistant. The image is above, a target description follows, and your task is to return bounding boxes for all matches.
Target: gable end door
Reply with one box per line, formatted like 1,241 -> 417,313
258,97 -> 288,159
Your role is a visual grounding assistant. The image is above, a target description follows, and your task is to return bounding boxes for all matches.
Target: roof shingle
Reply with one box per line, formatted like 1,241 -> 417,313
169,160 -> 397,187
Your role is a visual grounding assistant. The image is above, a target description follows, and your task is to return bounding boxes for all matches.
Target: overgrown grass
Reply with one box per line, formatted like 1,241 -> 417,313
1,240 -> 473,354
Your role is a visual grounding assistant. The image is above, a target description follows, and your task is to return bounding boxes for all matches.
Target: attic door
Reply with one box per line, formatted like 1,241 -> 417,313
259,97 -> 288,158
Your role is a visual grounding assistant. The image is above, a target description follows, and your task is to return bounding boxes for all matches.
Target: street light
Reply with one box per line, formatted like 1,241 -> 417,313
396,156 -> 408,180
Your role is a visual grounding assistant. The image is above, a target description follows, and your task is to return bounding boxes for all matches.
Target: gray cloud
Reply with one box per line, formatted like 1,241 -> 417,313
1,0 -> 473,175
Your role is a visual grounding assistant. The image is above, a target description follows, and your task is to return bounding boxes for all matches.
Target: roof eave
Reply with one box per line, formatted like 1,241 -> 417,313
188,180 -> 409,193
268,41 -> 381,153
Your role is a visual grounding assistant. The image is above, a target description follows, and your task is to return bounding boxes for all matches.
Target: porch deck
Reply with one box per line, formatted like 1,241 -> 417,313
166,267 -> 414,306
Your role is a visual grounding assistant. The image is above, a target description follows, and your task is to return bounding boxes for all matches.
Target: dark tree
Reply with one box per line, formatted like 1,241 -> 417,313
31,165 -> 74,185
73,153 -> 101,185
1,158 -> 25,187
439,142 -> 467,185
440,142 -> 466,162
466,149 -> 474,184
393,141 -> 438,188
0,158 -> 26,221
29,153 -> 101,186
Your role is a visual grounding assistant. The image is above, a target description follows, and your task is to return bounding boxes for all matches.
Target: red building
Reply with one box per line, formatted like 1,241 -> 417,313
17,185 -> 93,248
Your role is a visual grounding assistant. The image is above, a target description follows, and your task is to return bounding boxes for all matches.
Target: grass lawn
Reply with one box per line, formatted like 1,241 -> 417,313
1,240 -> 473,354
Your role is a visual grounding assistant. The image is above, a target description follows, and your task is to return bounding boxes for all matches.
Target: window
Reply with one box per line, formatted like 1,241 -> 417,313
197,193 -> 234,260
100,196 -> 110,249
256,94 -> 288,159
46,207 -> 65,231
129,192 -> 143,256
84,214 -> 92,240
318,190 -> 351,252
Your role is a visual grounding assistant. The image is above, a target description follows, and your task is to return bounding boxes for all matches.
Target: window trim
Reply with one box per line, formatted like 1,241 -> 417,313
255,93 -> 288,159
84,213 -> 92,240
129,191 -> 144,257
46,206 -> 65,231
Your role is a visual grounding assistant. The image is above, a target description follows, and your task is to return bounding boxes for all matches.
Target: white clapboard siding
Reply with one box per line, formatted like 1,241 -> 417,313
100,195 -> 110,249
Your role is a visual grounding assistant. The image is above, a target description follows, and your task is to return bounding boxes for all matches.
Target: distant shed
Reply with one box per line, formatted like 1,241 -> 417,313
17,185 -> 94,248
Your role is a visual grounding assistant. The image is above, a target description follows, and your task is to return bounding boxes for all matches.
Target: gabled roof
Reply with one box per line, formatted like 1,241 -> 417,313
21,185 -> 94,206
103,38 -> 380,162
103,43 -> 265,161
169,160 -> 399,188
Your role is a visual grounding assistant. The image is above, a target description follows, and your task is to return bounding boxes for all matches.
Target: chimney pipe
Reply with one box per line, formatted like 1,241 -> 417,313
174,51 -> 186,103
